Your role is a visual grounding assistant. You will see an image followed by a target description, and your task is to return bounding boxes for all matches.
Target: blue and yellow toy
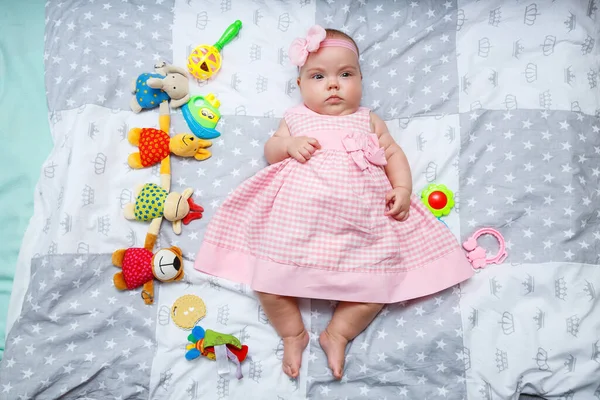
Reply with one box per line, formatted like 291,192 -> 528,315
182,94 -> 222,139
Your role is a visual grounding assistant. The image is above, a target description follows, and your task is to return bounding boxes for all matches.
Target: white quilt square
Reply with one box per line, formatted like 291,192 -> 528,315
459,262 -> 600,399
173,0 -> 317,118
149,264 -> 311,399
38,106 -> 169,255
456,0 -> 600,115
388,113 -> 462,238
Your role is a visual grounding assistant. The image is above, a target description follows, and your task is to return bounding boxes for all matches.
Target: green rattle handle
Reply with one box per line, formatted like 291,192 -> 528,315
214,20 -> 242,51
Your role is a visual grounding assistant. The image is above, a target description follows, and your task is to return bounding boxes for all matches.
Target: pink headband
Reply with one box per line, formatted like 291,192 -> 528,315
288,25 -> 358,67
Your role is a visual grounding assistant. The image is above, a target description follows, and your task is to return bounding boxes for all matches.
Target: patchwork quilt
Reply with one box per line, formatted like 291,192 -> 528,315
1,1 -> 599,399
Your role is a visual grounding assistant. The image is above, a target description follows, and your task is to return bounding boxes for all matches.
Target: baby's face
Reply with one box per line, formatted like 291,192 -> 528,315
297,45 -> 362,116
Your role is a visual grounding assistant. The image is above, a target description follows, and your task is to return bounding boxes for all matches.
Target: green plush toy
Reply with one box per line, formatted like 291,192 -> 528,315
123,184 -> 204,234
185,325 -> 250,380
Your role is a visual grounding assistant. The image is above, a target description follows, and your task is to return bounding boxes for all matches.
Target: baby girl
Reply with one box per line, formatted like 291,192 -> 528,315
195,26 -> 473,379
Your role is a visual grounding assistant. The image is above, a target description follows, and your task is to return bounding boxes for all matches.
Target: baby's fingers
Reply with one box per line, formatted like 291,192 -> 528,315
303,143 -> 318,154
307,138 -> 321,149
293,150 -> 307,163
395,210 -> 409,221
385,198 -> 402,216
385,190 -> 396,203
298,147 -> 312,161
399,201 -> 411,212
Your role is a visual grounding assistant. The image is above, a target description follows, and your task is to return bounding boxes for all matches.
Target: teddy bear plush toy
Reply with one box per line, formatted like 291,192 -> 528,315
130,61 -> 190,113
112,219 -> 184,305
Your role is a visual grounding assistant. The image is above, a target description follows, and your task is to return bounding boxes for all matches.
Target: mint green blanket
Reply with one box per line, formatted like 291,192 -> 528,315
0,0 -> 51,359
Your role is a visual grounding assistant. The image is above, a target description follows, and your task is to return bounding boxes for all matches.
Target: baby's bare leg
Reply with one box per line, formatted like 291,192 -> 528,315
319,302 -> 383,379
257,292 -> 309,378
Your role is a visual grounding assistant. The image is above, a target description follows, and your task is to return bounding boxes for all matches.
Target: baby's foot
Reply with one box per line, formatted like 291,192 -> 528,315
282,329 -> 309,378
319,329 -> 348,380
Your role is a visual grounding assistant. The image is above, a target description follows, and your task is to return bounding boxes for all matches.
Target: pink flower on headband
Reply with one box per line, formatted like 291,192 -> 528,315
288,25 -> 327,67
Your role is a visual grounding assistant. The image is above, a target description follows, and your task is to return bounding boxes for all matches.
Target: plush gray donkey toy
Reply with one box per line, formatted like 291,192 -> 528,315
130,61 -> 190,113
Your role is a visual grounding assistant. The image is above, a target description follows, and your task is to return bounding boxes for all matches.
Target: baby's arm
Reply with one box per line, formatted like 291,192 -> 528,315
264,119 -> 320,164
371,113 -> 412,193
264,119 -> 293,164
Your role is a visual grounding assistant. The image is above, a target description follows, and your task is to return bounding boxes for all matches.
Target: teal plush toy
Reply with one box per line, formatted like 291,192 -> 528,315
182,93 -> 222,139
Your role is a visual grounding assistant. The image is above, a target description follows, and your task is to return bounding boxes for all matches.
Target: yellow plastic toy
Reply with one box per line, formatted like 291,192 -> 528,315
187,20 -> 242,81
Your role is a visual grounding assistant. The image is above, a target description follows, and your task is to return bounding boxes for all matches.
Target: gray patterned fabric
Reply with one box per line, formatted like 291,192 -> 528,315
161,114 -> 279,256
459,109 -> 600,264
455,0 -> 600,117
0,255 -> 156,399
44,0 -> 175,112
458,260 -> 600,399
1,0 -> 600,399
307,289 -> 468,399
317,0 -> 459,119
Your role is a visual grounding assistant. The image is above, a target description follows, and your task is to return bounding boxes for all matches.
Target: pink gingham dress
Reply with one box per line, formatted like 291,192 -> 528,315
195,105 -> 473,303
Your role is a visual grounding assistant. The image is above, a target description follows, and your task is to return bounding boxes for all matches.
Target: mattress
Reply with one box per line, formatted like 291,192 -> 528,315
1,1 -> 599,399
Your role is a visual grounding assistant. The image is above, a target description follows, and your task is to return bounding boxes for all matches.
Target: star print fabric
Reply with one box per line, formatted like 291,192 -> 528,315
460,109 -> 600,264
317,0 -> 459,119
44,0 -> 175,112
307,290 -> 468,399
0,255 -> 157,399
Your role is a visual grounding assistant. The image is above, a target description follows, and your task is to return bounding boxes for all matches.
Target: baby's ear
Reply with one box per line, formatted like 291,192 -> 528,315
296,77 -> 301,86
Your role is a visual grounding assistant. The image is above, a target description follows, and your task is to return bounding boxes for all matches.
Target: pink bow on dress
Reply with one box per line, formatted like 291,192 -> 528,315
288,25 -> 327,67
342,133 -> 388,170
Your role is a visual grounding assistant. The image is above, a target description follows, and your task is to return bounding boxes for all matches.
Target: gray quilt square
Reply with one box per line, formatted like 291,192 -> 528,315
0,255 -> 157,399
316,0 -> 459,118
459,109 -> 600,264
307,288 -> 468,399
159,113 -> 279,257
44,0 -> 175,112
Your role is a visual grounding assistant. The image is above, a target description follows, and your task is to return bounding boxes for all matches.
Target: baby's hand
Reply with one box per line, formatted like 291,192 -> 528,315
385,187 -> 411,221
286,136 -> 321,163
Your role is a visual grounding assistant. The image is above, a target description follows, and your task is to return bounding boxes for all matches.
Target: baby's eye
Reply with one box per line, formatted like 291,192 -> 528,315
341,72 -> 351,78
312,74 -> 324,80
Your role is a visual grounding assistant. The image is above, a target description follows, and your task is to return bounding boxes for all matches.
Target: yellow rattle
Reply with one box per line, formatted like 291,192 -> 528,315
187,20 -> 242,81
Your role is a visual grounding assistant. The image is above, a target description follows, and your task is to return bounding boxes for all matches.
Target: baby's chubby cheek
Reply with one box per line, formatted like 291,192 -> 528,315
342,87 -> 362,110
300,86 -> 325,109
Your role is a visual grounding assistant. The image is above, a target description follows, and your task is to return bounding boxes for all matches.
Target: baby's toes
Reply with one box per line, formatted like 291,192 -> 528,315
283,362 -> 299,378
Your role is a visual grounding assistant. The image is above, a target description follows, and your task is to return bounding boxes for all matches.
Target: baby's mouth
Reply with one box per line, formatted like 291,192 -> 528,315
326,95 -> 342,102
